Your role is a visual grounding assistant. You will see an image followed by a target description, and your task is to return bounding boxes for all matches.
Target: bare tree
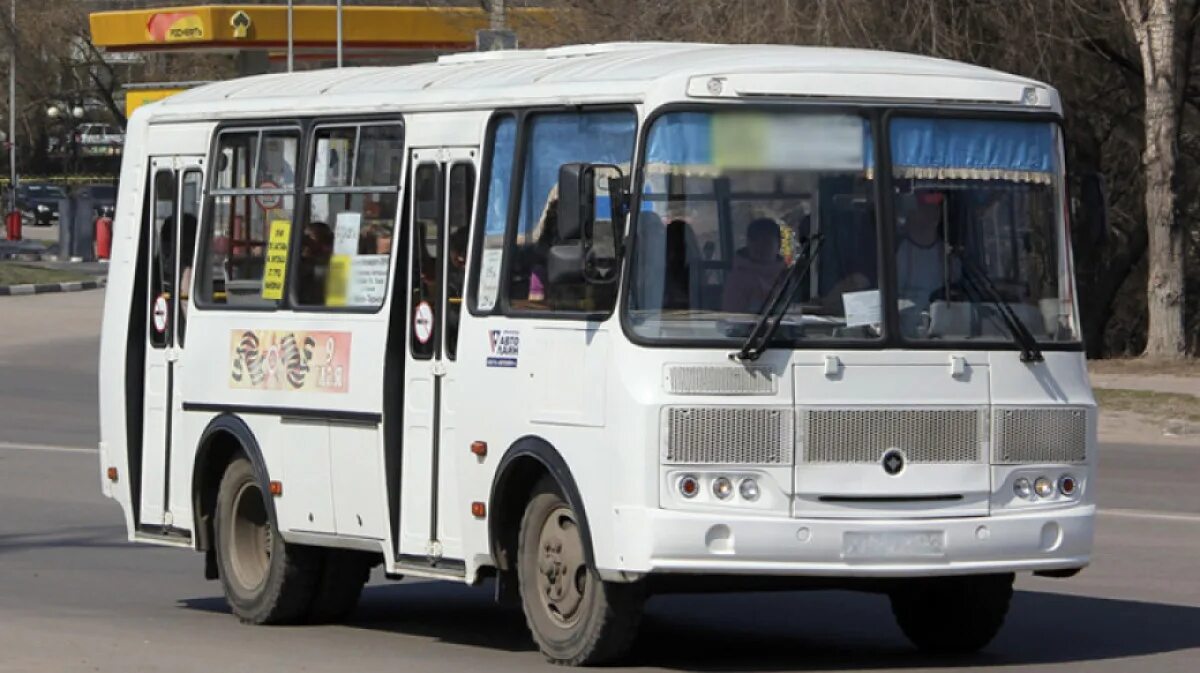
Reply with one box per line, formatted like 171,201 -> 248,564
1120,0 -> 1197,358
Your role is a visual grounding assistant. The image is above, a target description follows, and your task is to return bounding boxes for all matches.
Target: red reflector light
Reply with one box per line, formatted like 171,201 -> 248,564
471,502 -> 486,518
679,475 -> 699,498
470,441 -> 488,457
269,481 -> 283,496
106,467 -> 118,482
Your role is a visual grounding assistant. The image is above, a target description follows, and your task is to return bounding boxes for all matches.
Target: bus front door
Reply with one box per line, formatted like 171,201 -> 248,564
398,147 -> 477,564
139,157 -> 203,533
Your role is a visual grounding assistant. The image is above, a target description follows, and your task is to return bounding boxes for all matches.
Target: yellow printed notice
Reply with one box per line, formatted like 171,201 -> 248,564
325,254 -> 351,307
261,219 -> 291,300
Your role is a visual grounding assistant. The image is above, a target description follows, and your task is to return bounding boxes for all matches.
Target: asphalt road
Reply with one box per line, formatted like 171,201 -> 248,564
1,290 -> 1199,673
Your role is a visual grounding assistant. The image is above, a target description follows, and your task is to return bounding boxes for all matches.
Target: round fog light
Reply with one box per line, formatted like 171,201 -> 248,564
679,475 -> 699,499
712,477 -> 733,500
1014,477 -> 1033,500
1034,477 -> 1055,498
739,478 -> 760,501
1059,474 -> 1078,496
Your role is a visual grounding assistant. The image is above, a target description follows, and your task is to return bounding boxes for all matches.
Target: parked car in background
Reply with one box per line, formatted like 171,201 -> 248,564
17,183 -> 68,226
74,183 -> 118,218
75,123 -> 125,156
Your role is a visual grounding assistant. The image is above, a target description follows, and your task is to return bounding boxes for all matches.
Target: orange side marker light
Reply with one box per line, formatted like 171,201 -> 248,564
106,467 -> 119,482
470,441 -> 488,457
471,502 -> 487,518
269,481 -> 283,496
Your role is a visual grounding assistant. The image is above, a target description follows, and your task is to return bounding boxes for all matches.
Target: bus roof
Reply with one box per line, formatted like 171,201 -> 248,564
147,42 -> 1056,120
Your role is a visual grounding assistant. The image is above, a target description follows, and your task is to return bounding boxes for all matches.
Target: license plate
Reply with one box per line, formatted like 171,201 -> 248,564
842,531 -> 946,561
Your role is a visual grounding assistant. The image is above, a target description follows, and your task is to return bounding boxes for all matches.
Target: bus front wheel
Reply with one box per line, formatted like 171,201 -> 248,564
889,573 -> 1014,654
215,457 -> 319,624
517,479 -> 644,666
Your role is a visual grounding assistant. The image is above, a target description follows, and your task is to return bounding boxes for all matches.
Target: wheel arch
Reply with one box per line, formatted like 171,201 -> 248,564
488,435 -> 596,575
191,413 -> 278,557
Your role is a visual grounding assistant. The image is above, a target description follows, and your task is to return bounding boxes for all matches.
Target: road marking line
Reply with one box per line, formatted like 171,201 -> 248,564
1099,508 -> 1200,523
0,441 -> 95,454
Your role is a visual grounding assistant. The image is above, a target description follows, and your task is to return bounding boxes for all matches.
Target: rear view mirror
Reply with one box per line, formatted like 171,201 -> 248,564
553,163 -> 626,285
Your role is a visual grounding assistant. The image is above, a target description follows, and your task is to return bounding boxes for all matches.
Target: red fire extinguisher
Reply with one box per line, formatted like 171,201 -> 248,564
95,215 -> 113,260
4,209 -> 20,242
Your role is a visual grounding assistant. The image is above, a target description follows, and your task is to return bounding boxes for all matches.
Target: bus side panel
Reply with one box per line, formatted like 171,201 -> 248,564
98,109 -> 152,538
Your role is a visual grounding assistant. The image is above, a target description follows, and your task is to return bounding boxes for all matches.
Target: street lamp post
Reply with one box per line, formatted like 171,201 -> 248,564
8,0 -> 17,213
336,0 -> 343,68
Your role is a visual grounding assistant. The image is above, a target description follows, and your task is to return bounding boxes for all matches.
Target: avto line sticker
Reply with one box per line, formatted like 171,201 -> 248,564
413,301 -> 434,344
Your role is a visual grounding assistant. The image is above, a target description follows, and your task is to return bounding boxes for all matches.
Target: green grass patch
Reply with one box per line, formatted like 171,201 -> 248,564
0,263 -> 94,286
1089,357 -> 1200,377
1094,388 -> 1200,423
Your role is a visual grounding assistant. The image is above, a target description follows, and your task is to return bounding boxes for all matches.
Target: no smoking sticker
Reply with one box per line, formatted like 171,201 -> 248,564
413,301 -> 434,344
152,295 -> 169,334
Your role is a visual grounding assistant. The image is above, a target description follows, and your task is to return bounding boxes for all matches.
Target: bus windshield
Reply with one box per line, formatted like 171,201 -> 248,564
625,109 -> 1078,347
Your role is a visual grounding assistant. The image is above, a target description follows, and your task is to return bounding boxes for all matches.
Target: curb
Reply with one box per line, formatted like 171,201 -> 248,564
0,277 -> 106,296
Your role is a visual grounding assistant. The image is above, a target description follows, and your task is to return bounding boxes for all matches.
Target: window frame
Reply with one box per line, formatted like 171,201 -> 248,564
467,105 -> 640,322
289,118 -> 405,314
444,159 -> 477,360
194,122 -> 305,312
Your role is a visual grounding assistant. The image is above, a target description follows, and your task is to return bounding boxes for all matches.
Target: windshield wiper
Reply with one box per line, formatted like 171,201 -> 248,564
733,235 -> 824,362
951,248 -> 1044,363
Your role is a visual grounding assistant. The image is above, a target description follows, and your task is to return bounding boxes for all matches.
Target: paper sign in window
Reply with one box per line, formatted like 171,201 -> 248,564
261,219 -> 291,300
842,289 -> 881,328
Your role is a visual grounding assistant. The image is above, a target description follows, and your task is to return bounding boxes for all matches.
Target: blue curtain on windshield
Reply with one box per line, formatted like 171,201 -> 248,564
889,118 -> 1054,181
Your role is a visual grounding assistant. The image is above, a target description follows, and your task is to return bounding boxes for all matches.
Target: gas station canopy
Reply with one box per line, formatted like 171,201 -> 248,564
89,5 -> 539,55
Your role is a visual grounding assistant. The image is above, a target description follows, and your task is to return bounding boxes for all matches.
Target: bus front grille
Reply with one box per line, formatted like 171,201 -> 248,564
798,408 -> 986,464
664,406 -> 792,464
993,407 -> 1087,464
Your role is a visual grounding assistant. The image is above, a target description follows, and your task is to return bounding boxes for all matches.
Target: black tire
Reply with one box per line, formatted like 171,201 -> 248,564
306,549 -> 374,624
517,479 -> 644,666
214,457 -> 320,624
889,573 -> 1014,654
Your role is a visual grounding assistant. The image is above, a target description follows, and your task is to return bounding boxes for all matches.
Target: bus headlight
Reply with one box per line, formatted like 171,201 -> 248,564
1034,477 -> 1055,498
712,477 -> 733,500
1013,478 -> 1034,500
738,478 -> 760,501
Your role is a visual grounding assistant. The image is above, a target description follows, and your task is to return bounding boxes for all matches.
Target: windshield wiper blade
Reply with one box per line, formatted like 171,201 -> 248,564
733,235 -> 824,362
951,249 -> 1043,363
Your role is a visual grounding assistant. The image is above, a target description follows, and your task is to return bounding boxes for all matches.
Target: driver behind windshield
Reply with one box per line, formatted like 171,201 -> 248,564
896,190 -> 956,311
721,217 -> 786,313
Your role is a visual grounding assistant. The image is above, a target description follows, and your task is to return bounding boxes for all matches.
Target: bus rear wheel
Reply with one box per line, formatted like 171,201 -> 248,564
517,479 -> 644,666
215,457 -> 319,624
889,573 -> 1014,654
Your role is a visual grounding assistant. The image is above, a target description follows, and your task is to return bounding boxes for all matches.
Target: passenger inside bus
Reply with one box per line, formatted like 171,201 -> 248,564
298,221 -> 333,305
721,217 -> 786,313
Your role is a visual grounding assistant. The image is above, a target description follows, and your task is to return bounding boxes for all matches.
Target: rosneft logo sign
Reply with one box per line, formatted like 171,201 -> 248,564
145,13 -> 206,43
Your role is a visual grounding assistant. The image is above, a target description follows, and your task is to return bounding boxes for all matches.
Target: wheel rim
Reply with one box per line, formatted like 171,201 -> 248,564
229,480 -> 271,591
535,506 -> 589,628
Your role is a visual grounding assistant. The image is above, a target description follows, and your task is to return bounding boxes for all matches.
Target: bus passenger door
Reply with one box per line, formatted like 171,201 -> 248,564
140,156 -> 204,533
399,147 -> 477,563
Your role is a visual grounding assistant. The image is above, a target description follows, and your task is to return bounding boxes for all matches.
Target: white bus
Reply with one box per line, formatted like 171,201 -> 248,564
99,43 -> 1098,665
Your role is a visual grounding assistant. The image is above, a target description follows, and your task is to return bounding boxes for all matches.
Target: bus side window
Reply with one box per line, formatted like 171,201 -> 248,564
470,115 -> 515,313
177,169 -> 202,345
411,163 -> 443,359
445,162 -> 474,360
296,123 -> 403,309
506,110 -> 636,314
198,129 -> 297,308
149,169 -> 176,348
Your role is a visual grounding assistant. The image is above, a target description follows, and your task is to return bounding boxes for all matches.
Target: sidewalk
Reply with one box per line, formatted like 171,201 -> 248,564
1089,363 -> 1200,446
